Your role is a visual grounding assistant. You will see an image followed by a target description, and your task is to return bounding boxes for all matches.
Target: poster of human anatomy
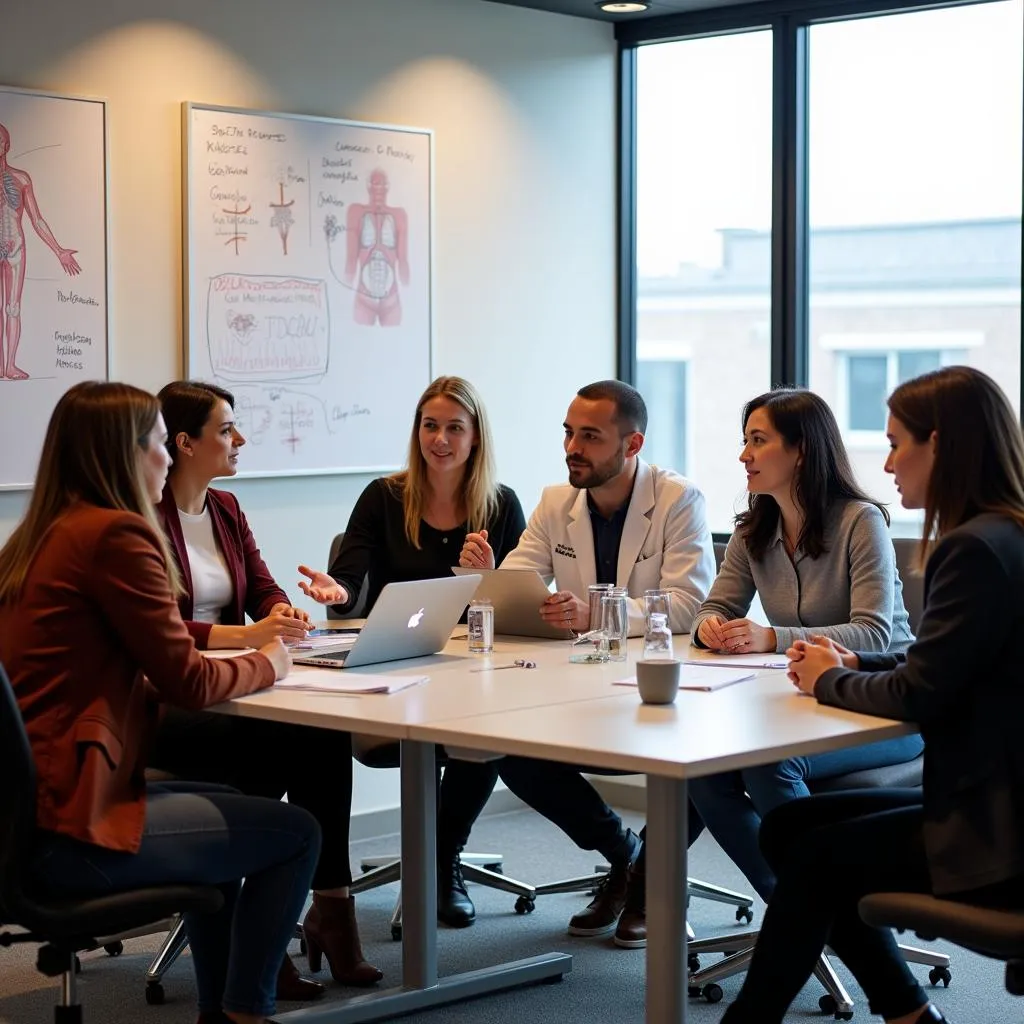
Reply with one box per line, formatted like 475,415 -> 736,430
0,86 -> 108,489
183,103 -> 432,478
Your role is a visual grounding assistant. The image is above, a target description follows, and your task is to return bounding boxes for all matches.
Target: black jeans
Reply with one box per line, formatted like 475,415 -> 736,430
496,756 -> 706,864
721,789 -> 1024,1023
438,758 -> 500,854
152,707 -> 355,889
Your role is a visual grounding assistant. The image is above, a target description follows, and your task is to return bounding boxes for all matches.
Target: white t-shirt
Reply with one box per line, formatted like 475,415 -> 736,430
179,505 -> 233,624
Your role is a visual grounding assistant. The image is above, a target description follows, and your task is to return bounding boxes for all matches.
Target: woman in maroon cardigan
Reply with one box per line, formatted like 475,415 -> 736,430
149,380 -> 381,994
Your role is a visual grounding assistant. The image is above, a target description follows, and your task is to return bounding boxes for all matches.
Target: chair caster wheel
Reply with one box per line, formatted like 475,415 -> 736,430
687,953 -> 701,974
390,926 -> 402,942
818,995 -> 853,1020
514,896 -> 536,914
929,966 -> 952,987
736,906 -> 754,924
103,941 -> 123,957
688,985 -> 702,999
485,862 -> 503,873
145,982 -> 165,1005
299,937 -> 307,956
701,983 -> 724,1003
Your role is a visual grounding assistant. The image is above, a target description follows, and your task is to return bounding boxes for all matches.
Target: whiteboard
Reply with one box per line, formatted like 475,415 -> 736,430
0,86 -> 109,490
183,103 -> 433,478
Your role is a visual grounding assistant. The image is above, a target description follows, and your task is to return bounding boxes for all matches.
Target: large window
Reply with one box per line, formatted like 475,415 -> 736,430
627,0 -> 1023,538
635,31 -> 773,531
806,2 -> 1023,529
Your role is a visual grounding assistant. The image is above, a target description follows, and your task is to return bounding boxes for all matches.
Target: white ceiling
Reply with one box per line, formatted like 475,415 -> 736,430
482,0 -> 773,23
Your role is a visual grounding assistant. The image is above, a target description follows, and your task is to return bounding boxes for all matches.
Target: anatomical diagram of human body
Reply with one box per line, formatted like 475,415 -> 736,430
344,168 -> 409,327
0,122 -> 81,380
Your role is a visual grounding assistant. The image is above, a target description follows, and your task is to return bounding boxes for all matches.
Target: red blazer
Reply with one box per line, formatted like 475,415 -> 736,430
157,485 -> 288,648
0,504 -> 274,853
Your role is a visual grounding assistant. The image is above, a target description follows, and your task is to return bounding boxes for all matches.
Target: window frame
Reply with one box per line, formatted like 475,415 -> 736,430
616,0 -> 1024,417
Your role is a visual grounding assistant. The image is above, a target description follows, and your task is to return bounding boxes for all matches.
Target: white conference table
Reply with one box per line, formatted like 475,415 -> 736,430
211,633 -> 915,1024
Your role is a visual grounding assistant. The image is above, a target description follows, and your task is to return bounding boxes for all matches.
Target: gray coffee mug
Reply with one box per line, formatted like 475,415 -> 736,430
635,658 -> 682,704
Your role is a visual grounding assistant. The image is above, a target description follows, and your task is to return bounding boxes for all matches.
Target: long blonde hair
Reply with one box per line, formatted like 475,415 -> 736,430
390,376 -> 499,549
0,381 -> 182,603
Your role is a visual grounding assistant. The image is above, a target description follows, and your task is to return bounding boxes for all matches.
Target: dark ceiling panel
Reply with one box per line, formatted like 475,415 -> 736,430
482,0 -> 766,22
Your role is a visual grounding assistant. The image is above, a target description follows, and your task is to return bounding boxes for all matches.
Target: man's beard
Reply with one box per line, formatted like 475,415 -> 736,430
566,450 -> 625,489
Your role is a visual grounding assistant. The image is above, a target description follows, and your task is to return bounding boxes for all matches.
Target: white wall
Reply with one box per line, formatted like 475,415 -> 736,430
0,0 -> 617,815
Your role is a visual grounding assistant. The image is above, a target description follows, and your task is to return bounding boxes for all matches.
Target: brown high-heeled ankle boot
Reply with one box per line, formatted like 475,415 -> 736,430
276,951 -> 325,1000
303,893 -> 383,987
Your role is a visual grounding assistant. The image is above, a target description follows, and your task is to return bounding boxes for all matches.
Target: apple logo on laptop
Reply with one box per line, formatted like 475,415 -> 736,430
407,608 -> 425,630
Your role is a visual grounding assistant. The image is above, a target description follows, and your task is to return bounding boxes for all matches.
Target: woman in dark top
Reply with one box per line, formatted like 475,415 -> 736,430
299,375 -> 526,928
720,365 -> 1024,1024
150,381 -> 381,996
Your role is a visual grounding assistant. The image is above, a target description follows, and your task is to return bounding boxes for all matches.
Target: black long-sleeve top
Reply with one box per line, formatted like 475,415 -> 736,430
328,477 -> 526,616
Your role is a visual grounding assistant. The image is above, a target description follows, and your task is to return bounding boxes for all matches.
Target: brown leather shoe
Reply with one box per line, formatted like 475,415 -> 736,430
568,830 -> 641,937
303,893 -> 383,986
276,951 -> 326,1000
613,860 -> 646,948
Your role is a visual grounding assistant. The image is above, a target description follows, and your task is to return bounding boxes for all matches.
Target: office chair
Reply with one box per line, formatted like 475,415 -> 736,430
860,892 -> 1024,996
0,663 -> 224,1023
686,536 -> 951,1020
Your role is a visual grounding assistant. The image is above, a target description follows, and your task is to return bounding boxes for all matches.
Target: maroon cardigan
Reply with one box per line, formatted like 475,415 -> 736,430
0,504 -> 273,852
157,485 -> 288,648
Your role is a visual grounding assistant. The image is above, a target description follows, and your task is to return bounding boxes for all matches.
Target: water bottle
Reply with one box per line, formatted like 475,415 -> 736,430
643,611 -> 674,660
467,597 -> 494,654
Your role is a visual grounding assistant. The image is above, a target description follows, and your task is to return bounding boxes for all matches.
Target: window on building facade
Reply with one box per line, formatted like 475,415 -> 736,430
807,0 -> 1022,531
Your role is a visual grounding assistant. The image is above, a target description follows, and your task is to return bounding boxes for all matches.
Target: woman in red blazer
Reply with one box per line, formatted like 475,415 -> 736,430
149,380 -> 380,993
0,381 -> 318,1024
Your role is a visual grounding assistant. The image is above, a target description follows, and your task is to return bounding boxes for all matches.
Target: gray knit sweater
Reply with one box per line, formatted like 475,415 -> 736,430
692,500 -> 913,654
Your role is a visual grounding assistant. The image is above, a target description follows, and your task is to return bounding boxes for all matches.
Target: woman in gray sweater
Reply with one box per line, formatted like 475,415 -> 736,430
687,388 -> 921,902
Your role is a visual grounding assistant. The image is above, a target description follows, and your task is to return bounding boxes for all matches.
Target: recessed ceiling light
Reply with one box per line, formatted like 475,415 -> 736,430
597,1 -> 650,12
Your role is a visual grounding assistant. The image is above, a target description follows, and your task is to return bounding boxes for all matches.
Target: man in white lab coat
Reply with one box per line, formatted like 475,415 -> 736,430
459,379 -> 714,947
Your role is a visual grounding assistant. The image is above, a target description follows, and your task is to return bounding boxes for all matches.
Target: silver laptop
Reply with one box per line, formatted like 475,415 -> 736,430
453,567 -> 572,640
293,574 -> 481,669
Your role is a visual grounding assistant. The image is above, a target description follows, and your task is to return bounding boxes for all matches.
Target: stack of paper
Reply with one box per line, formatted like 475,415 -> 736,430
614,666 -> 755,692
288,634 -> 360,651
684,654 -> 788,670
276,670 -> 427,695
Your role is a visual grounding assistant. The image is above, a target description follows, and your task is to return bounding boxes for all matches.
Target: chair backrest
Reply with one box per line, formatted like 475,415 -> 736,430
325,533 -> 370,620
0,663 -> 37,922
892,537 -> 925,635
712,537 -> 729,573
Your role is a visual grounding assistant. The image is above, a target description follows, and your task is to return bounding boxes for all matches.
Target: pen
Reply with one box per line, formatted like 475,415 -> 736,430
470,659 -> 537,673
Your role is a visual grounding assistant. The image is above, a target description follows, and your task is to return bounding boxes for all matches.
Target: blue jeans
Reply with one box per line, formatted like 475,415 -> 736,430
688,735 -> 924,901
32,781 -> 320,1017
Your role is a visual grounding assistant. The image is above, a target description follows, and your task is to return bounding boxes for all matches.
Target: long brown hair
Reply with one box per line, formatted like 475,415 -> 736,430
0,381 -> 181,603
735,388 -> 888,561
389,376 -> 499,549
888,365 -> 1024,566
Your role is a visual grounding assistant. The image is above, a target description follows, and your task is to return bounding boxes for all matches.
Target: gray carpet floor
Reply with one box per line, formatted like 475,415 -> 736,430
0,806 -> 1018,1023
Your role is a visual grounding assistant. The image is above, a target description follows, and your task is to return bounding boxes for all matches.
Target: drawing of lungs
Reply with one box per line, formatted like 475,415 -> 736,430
207,274 -> 330,383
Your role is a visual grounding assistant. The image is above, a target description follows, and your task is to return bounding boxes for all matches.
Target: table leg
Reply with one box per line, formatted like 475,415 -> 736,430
645,775 -> 689,1024
271,739 -> 571,1023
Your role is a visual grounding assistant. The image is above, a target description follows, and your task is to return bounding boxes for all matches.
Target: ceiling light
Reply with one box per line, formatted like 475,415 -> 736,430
597,1 -> 650,11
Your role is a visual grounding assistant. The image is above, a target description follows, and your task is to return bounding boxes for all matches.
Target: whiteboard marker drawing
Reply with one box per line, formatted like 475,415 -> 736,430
0,122 -> 81,381
269,180 -> 294,255
344,168 -> 409,327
